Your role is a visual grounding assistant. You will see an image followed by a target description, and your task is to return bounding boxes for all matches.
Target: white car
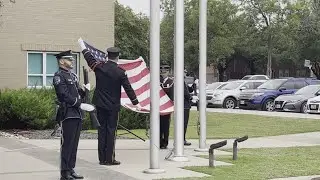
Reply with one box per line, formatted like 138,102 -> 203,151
208,80 -> 267,109
191,82 -> 225,105
206,82 -> 229,105
306,93 -> 320,114
241,75 -> 270,80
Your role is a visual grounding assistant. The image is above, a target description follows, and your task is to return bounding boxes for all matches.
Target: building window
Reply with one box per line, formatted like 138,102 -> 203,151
27,52 -> 78,87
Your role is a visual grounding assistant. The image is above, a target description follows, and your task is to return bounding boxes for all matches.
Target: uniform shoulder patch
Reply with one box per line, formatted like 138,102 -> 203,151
53,75 -> 61,85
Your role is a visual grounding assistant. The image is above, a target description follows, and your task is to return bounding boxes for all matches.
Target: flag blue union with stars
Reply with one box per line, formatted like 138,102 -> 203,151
83,41 -> 107,62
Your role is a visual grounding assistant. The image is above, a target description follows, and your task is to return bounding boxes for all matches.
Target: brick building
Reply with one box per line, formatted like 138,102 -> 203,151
0,0 -> 114,89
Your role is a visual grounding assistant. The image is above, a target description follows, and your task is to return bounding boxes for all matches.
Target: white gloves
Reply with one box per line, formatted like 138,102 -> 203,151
135,104 -> 143,111
78,37 -> 86,50
82,83 -> 91,91
80,103 -> 95,112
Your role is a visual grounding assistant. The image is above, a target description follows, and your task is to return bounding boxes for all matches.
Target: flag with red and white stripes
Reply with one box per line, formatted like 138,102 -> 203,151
82,40 -> 174,115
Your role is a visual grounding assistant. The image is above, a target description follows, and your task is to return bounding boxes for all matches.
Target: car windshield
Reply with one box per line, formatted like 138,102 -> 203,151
216,83 -> 227,89
295,85 -> 320,95
220,81 -> 243,90
241,75 -> 252,80
257,79 -> 286,90
207,83 -> 221,90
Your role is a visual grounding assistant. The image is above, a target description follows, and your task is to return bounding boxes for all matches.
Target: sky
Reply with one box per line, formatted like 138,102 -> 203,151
117,0 -> 164,19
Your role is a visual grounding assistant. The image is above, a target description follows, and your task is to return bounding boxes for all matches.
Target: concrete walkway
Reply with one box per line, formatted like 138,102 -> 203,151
271,176 -> 320,180
0,137 -> 231,180
2,132 -> 320,180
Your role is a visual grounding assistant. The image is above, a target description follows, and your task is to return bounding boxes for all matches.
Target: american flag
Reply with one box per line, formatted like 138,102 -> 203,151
82,40 -> 174,115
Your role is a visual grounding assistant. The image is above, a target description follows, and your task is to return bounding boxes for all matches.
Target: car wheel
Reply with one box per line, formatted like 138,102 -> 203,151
223,97 -> 236,109
263,99 -> 275,111
300,102 -> 308,113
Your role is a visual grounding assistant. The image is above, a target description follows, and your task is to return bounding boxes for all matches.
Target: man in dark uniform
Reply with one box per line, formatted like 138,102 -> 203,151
79,43 -> 140,165
184,69 -> 193,146
159,62 -> 174,149
52,50 -> 85,180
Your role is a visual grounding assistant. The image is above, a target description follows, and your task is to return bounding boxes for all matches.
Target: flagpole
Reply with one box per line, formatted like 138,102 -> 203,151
171,0 -> 188,162
143,0 -> 165,174
195,0 -> 208,152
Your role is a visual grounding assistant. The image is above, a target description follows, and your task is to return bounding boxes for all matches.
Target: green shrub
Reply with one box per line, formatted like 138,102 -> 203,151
0,88 -> 149,130
0,87 -> 56,129
119,107 -> 149,129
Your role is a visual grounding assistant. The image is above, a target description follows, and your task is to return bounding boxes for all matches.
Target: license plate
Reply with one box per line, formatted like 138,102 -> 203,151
240,100 -> 245,104
276,104 -> 281,108
311,105 -> 317,110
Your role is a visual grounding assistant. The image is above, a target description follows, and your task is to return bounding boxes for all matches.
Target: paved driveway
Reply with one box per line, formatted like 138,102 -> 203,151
191,107 -> 320,119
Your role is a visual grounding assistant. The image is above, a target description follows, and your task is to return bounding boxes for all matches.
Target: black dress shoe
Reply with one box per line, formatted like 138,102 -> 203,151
105,160 -> 121,166
184,141 -> 191,146
99,161 -> 107,165
160,146 -> 167,149
60,171 -> 75,180
70,169 -> 84,179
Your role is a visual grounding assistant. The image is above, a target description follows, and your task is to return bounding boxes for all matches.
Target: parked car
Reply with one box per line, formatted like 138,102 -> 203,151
274,84 -> 320,113
207,80 -> 266,109
241,75 -> 270,80
206,82 -> 228,106
306,94 -> 320,114
238,78 -> 320,111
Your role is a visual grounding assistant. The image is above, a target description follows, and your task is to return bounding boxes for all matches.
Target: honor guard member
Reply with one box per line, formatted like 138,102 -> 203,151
183,69 -> 193,146
52,50 -> 85,180
79,41 -> 140,165
159,62 -> 174,149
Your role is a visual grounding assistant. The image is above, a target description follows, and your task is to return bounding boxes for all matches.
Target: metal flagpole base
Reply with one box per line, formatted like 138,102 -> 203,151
143,168 -> 166,174
170,155 -> 189,162
195,148 -> 209,152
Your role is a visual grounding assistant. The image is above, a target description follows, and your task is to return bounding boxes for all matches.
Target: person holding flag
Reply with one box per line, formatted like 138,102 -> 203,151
78,39 -> 141,166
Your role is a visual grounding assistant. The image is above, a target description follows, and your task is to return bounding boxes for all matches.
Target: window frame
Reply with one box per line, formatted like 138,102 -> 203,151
27,51 -> 80,88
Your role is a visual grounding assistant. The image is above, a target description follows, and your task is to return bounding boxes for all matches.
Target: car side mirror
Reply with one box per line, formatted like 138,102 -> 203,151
240,86 -> 246,91
279,87 -> 286,91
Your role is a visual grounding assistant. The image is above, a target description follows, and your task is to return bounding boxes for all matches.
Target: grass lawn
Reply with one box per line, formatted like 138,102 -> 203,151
179,146 -> 320,180
86,111 -> 320,139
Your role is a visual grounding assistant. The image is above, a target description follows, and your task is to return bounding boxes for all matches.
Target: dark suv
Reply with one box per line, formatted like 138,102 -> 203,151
238,78 -> 320,111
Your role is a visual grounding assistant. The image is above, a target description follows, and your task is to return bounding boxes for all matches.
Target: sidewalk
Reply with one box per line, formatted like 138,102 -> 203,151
0,137 -> 231,180
2,131 -> 320,180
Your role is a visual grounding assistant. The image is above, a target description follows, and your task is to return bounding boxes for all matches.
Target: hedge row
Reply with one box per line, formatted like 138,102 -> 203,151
0,88 -> 148,130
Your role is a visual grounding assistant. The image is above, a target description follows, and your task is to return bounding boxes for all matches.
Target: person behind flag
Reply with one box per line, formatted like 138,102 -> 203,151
159,62 -> 174,149
78,41 -> 140,166
183,69 -> 194,146
52,50 -> 88,180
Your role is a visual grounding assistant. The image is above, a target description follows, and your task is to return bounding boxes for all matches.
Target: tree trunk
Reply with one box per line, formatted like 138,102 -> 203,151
217,66 -> 225,82
249,59 -> 256,75
311,62 -> 320,79
266,33 -> 272,78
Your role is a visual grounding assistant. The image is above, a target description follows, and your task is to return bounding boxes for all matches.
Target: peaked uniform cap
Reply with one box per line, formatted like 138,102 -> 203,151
106,47 -> 120,58
54,50 -> 74,60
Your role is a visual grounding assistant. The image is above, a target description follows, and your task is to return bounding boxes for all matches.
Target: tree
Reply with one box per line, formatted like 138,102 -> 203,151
160,0 -> 242,81
115,1 -> 150,63
0,0 -> 15,27
238,0 -> 311,77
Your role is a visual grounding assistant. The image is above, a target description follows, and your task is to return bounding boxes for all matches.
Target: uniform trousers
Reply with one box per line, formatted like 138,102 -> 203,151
60,118 -> 82,172
184,109 -> 190,141
160,114 -> 171,147
96,107 -> 119,163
